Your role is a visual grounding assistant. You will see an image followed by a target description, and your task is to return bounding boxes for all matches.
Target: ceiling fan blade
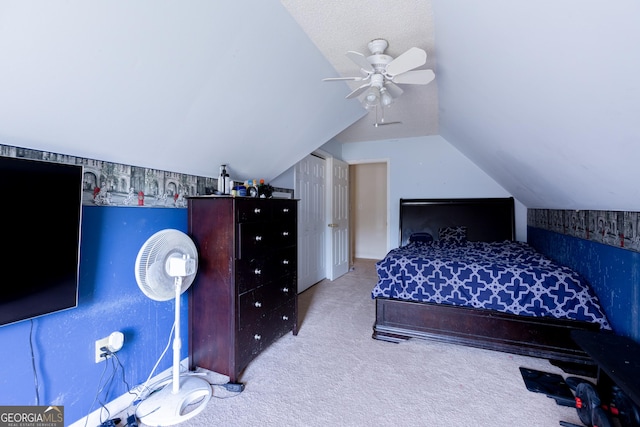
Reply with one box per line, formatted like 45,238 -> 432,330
391,69 -> 435,85
385,47 -> 427,76
346,51 -> 374,73
384,82 -> 404,98
346,83 -> 371,99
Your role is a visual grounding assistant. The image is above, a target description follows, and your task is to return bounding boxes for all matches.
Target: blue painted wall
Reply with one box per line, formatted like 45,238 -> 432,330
528,226 -> 640,342
0,206 -> 189,424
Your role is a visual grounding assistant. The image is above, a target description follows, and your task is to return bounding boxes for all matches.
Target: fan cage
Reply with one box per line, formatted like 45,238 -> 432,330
134,229 -> 198,301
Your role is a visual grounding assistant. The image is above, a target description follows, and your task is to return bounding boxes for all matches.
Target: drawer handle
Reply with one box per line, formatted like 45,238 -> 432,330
282,259 -> 289,265
254,301 -> 262,308
255,235 -> 262,241
254,334 -> 261,341
282,315 -> 289,321
282,287 -> 289,293
254,268 -> 262,275
254,208 -> 261,214
282,231 -> 289,236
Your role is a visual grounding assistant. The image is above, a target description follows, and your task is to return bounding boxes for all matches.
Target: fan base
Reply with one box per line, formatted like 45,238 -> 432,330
136,376 -> 212,426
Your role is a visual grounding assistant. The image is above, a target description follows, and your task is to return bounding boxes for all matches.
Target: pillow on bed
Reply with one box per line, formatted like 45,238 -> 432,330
409,232 -> 434,243
439,226 -> 467,245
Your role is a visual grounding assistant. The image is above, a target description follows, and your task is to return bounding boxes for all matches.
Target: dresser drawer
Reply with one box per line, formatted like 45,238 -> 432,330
237,222 -> 298,259
272,201 -> 296,223
273,246 -> 297,280
237,222 -> 272,259
237,327 -> 264,372
237,299 -> 296,371
270,298 -> 296,333
236,199 -> 271,223
236,256 -> 272,294
272,222 -> 297,247
238,281 -> 295,326
237,247 -> 296,294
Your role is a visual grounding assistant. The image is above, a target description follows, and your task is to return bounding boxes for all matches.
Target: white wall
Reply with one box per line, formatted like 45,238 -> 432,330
337,135 -> 526,249
270,165 -> 294,190
275,134 -> 527,250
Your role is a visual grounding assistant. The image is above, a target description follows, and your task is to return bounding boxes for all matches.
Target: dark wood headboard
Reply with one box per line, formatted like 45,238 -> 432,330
399,198 -> 515,246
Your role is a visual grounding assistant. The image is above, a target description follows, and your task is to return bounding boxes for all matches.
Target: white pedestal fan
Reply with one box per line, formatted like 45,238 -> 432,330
133,229 -> 211,426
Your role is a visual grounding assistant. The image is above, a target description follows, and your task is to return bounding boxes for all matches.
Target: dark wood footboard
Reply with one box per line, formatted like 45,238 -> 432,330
373,297 -> 599,365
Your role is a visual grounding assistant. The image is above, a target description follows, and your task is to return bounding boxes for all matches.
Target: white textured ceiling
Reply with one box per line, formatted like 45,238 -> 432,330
281,0 -> 438,143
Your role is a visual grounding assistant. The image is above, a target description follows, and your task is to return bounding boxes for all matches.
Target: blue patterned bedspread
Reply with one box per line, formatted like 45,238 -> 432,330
372,240 -> 610,328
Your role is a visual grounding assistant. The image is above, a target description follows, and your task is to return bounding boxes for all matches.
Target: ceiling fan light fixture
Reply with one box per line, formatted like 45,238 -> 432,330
363,86 -> 380,109
380,88 -> 394,107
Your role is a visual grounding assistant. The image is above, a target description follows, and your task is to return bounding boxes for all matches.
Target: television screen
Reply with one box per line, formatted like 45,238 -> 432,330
0,156 -> 83,327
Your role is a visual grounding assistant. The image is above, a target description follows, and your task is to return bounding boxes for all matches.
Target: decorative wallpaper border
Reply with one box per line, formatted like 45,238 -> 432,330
0,144 -> 293,208
528,208 -> 640,252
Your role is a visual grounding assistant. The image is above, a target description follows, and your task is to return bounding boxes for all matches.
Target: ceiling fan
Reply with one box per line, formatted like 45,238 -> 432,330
323,39 -> 435,112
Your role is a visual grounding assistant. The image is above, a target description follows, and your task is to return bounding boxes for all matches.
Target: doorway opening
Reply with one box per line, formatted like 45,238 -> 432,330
349,162 -> 388,266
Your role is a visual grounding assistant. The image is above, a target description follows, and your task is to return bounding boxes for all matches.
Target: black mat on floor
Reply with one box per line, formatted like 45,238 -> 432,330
519,367 -> 575,407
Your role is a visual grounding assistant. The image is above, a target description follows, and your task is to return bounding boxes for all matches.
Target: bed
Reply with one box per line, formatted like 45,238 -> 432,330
372,198 -> 610,367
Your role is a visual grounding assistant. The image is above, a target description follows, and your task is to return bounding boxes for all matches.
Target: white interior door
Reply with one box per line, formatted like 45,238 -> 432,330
326,157 -> 349,281
295,154 -> 326,293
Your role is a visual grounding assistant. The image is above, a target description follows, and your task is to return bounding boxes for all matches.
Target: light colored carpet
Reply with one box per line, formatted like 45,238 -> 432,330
140,259 -> 587,427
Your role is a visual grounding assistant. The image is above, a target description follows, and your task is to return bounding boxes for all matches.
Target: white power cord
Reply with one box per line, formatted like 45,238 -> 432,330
131,322 -> 176,402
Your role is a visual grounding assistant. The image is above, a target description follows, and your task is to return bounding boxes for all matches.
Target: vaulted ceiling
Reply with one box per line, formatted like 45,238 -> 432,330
0,2 -> 363,182
0,1 -> 638,210
281,0 -> 439,143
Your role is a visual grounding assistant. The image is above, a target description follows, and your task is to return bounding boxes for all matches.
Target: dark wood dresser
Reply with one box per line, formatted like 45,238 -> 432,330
187,196 -> 298,383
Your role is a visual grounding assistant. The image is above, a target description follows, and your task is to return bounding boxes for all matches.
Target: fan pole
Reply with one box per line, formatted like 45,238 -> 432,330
173,276 -> 182,394
135,276 -> 213,426
134,231 -> 212,426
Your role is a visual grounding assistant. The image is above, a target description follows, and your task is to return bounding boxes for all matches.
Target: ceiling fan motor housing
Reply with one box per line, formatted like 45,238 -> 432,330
367,54 -> 393,72
367,39 -> 393,72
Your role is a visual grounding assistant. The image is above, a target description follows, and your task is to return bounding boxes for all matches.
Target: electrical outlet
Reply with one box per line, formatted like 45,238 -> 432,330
95,336 -> 111,363
94,331 -> 125,363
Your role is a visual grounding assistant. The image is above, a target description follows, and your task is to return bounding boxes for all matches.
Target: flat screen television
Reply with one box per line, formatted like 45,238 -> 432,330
0,155 -> 83,327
